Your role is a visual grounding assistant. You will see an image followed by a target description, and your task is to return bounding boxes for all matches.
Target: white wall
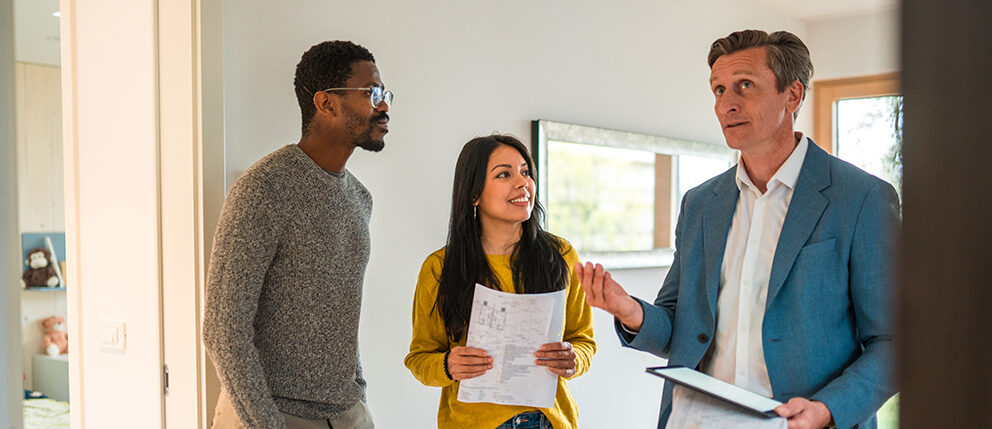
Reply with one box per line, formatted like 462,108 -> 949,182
806,7 -> 900,80
222,2 -> 806,427
1,0 -> 25,427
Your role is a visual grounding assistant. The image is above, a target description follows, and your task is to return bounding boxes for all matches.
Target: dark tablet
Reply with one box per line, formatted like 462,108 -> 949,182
646,366 -> 782,418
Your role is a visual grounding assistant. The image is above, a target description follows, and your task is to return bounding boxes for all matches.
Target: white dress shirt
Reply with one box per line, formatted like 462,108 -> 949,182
700,136 -> 809,396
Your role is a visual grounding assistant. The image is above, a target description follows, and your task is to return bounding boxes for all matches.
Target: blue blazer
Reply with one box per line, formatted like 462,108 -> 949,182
619,142 -> 899,429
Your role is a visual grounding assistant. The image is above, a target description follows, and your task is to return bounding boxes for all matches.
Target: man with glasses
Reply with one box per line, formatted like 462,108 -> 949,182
205,40 -> 391,429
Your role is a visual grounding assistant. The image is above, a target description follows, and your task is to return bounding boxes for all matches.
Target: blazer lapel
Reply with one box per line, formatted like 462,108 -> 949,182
702,168 -> 739,319
765,143 -> 831,309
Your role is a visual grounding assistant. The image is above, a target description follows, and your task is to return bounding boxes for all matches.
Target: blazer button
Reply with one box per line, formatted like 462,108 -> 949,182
697,333 -> 709,343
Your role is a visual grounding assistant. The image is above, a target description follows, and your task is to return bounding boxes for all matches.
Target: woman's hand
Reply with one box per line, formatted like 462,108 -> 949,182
534,341 -> 577,377
447,346 -> 493,381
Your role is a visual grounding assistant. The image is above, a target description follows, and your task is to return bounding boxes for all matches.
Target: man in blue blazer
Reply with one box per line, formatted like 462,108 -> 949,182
577,30 -> 899,429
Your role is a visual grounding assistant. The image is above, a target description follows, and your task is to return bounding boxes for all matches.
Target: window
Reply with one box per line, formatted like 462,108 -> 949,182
813,73 -> 901,429
532,120 -> 736,268
813,73 -> 902,194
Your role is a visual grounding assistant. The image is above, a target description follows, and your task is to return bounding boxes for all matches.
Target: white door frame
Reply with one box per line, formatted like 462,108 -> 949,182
157,0 -> 225,427
60,0 -> 223,427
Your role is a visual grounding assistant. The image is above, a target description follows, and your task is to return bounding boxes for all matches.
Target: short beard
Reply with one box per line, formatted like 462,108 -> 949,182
355,134 -> 385,152
345,108 -> 386,153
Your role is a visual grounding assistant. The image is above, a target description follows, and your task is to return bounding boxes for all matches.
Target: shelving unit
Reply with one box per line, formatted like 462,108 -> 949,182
19,286 -> 67,393
22,287 -> 67,292
32,354 -> 69,402
14,59 -> 70,404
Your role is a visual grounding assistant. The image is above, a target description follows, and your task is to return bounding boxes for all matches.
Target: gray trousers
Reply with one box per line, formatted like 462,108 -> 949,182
212,390 -> 374,429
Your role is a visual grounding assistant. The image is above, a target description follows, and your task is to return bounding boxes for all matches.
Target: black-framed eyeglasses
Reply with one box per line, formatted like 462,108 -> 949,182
322,86 -> 393,108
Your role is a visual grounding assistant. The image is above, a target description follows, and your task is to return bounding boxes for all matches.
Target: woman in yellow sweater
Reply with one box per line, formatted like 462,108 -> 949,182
405,134 -> 596,429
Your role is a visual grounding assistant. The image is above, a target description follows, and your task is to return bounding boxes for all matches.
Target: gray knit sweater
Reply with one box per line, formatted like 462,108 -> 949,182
203,144 -> 372,428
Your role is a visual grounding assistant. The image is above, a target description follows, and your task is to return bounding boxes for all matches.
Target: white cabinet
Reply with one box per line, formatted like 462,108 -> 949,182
32,354 -> 69,402
14,61 -> 64,232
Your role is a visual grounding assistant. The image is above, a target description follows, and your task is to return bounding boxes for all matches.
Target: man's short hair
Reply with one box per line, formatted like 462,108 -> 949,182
294,41 -> 375,135
707,30 -> 813,106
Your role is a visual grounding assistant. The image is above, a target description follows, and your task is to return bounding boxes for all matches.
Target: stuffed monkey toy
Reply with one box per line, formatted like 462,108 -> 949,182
21,248 -> 59,288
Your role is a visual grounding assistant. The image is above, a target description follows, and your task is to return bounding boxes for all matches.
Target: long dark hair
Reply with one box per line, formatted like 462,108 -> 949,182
434,134 -> 570,341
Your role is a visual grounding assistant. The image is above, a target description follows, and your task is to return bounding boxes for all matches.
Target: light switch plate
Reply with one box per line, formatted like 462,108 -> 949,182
100,319 -> 126,354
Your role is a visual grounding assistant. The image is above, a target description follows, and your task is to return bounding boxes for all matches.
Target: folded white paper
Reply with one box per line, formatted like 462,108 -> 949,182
666,386 -> 787,429
457,284 -> 567,408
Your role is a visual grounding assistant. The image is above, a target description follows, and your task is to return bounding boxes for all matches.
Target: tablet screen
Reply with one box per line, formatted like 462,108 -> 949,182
647,366 -> 782,416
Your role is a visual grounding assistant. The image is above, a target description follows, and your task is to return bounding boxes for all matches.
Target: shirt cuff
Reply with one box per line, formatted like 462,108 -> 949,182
616,317 -> 640,343
619,322 -> 640,335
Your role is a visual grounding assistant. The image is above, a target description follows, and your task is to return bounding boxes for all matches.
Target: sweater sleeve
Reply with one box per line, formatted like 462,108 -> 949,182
560,243 -> 596,380
404,252 -> 458,387
202,177 -> 287,429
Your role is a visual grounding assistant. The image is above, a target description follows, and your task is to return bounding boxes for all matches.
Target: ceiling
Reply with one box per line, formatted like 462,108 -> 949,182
750,0 -> 899,21
14,0 -> 61,67
11,0 -> 900,69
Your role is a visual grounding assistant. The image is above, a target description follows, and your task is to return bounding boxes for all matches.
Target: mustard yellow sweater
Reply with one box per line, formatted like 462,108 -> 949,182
404,243 -> 596,429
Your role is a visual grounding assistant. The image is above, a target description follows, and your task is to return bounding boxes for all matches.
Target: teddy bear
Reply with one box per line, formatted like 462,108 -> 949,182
21,248 -> 59,288
42,316 -> 69,357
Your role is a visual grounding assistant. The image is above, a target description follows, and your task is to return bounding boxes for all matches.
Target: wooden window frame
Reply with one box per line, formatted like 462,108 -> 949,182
812,72 -> 901,154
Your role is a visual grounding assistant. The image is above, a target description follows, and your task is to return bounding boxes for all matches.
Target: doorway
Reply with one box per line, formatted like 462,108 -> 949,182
8,0 -> 71,427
